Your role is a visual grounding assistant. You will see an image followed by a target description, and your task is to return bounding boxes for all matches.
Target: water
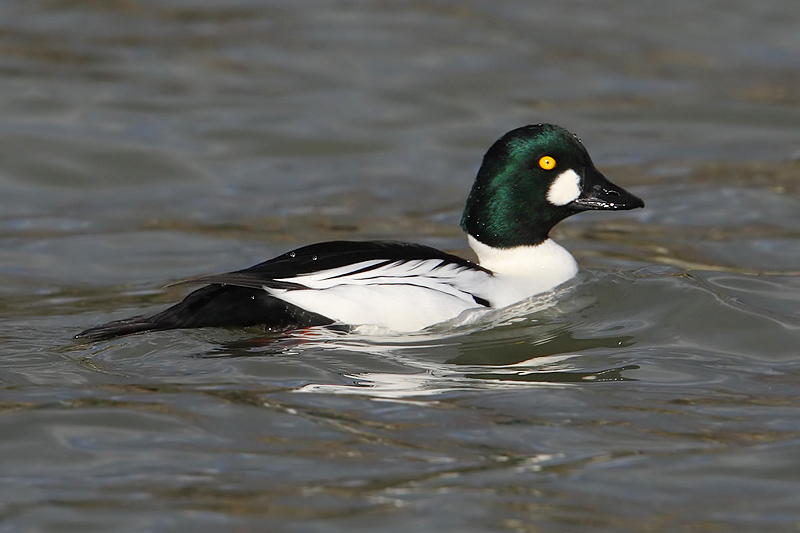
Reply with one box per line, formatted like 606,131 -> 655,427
2,1 -> 800,531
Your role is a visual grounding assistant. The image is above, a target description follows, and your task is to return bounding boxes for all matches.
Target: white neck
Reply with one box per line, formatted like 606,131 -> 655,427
467,235 -> 578,307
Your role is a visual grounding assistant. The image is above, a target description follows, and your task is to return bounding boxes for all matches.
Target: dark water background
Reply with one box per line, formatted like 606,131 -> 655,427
2,1 -> 800,531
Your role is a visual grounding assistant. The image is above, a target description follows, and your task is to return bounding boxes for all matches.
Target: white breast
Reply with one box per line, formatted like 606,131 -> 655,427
467,235 -> 578,307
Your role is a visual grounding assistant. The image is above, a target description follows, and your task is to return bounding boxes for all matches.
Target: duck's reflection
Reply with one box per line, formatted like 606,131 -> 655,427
201,319 -> 639,397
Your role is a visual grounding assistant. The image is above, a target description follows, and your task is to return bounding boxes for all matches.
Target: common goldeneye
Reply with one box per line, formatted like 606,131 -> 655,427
76,124 -> 644,341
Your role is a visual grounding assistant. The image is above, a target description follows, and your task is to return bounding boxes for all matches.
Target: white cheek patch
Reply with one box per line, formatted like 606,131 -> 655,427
546,169 -> 582,206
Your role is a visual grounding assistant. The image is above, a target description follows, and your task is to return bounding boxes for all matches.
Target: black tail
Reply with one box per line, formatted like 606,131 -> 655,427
75,285 -> 334,341
75,315 -> 167,340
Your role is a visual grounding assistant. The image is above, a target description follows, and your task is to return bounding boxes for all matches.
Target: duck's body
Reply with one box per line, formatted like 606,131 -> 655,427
77,124 -> 643,341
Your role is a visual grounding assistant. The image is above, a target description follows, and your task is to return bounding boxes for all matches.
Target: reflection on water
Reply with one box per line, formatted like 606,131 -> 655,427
297,364 -> 639,398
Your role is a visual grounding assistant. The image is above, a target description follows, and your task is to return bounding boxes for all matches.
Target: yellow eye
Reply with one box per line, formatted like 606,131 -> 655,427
539,156 -> 556,170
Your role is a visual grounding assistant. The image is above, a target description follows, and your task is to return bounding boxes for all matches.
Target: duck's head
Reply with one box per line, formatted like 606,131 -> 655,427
460,124 -> 644,248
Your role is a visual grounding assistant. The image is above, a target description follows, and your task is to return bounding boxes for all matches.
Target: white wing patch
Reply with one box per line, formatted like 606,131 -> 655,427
546,169 -> 582,206
263,259 -> 493,332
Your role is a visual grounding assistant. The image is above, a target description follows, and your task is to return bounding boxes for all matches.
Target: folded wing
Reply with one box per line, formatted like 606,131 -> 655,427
187,241 -> 494,332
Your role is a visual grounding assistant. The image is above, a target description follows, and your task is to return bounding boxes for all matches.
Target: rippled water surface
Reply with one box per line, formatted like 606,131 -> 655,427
2,1 -> 800,531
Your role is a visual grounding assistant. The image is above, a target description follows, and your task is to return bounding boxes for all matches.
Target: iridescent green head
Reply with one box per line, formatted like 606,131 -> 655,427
460,124 -> 644,248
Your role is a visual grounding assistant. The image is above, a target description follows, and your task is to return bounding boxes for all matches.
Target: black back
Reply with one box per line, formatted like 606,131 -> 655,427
183,240 -> 489,290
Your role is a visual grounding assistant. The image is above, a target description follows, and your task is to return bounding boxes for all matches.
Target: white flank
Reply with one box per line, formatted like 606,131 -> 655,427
265,259 -> 493,332
546,169 -> 582,206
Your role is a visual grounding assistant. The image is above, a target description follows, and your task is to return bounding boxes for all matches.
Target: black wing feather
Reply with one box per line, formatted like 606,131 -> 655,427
241,240 -> 487,278
174,240 -> 489,290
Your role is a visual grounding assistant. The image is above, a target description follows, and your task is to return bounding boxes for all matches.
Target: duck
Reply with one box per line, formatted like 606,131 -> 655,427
76,124 -> 644,341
